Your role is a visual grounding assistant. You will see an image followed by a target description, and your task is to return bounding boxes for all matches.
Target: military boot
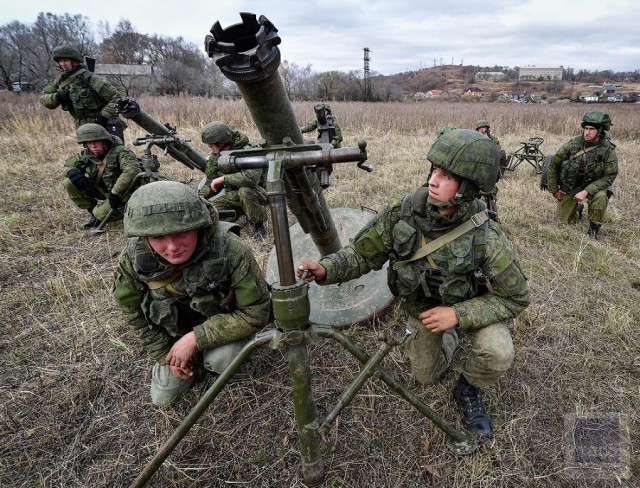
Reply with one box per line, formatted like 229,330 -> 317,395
452,374 -> 493,439
587,222 -> 601,239
577,202 -> 584,220
79,211 -> 101,230
251,222 -> 266,241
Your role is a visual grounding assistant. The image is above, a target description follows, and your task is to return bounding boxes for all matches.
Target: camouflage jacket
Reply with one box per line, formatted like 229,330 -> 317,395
202,130 -> 265,197
547,134 -> 617,196
63,140 -> 141,197
112,218 -> 271,363
40,66 -> 121,127
318,190 -> 529,330
300,117 -> 343,147
487,132 -> 501,148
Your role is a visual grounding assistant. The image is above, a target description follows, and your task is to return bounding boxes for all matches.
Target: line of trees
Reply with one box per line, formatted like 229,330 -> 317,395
0,12 -> 403,101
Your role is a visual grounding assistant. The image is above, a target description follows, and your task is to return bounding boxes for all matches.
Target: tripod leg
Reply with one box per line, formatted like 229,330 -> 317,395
315,325 -> 477,455
129,330 -> 275,488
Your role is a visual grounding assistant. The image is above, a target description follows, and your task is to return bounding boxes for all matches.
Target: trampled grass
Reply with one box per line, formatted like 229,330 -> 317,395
0,93 -> 638,487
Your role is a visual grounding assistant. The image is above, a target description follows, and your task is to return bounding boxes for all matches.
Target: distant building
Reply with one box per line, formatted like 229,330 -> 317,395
426,90 -> 444,97
94,63 -> 154,95
518,66 -> 563,81
475,71 -> 506,81
462,86 -> 483,97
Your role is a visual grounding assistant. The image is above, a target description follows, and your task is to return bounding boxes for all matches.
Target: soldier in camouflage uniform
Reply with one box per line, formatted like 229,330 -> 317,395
112,181 -> 271,406
475,119 -> 501,148
300,103 -> 343,148
473,120 -> 503,219
200,122 -> 268,240
40,45 -> 125,139
298,129 -> 530,439
547,111 -> 618,239
62,123 -> 142,229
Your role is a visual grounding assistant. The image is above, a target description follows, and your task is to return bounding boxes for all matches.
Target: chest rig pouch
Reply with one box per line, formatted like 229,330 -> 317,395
132,223 -> 234,337
388,188 -> 489,307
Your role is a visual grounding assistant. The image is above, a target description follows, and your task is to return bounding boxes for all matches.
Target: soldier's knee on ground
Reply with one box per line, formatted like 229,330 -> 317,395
150,363 -> 194,407
203,341 -> 248,374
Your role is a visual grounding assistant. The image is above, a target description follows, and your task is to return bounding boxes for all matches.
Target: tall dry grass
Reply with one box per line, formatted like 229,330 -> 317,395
0,93 -> 638,487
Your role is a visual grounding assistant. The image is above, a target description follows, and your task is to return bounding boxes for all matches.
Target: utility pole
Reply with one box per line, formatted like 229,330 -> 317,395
363,47 -> 373,102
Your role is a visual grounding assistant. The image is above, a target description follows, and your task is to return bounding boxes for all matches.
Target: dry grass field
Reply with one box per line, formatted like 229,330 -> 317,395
1,93 -> 639,488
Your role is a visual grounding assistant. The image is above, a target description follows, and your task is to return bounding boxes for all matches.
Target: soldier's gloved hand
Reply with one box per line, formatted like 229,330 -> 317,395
108,192 -> 124,210
95,114 -> 109,128
330,139 -> 340,149
56,89 -> 71,105
67,167 -> 93,193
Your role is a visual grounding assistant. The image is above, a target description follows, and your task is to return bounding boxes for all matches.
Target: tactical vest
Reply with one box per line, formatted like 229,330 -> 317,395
128,223 -> 237,337
387,189 -> 489,315
76,145 -> 129,190
560,136 -> 614,192
60,69 -> 105,120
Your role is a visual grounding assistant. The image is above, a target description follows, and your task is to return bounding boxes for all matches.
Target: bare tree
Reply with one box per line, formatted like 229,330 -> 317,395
100,20 -> 149,64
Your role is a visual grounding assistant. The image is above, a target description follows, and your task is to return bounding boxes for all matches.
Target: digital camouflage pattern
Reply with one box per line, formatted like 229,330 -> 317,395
300,114 -> 343,148
62,134 -> 142,221
52,45 -> 84,62
547,132 -> 618,224
40,59 -> 122,128
201,129 -> 268,224
474,119 -> 501,148
125,180 -> 212,237
428,129 -> 500,194
581,111 -> 612,131
112,197 -> 270,363
201,121 -> 234,145
76,123 -> 112,143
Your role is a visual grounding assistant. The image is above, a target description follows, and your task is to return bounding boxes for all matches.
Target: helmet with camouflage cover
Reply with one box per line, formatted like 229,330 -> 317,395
76,123 -> 113,144
427,129 -> 500,199
581,111 -> 611,131
437,126 -> 457,138
124,181 -> 214,238
323,103 -> 332,113
475,119 -> 490,130
52,45 -> 84,63
201,122 -> 233,145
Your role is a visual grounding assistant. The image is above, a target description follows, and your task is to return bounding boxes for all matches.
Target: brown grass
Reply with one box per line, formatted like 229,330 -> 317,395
1,93 -> 638,487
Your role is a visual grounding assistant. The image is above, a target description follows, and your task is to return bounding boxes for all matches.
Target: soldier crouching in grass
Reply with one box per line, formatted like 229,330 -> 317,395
112,181 -> 271,406
62,123 -> 142,230
298,129 -> 530,439
546,111 -> 618,239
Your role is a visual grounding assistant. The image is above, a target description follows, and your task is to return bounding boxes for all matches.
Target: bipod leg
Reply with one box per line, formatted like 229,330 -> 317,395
314,325 -> 477,455
318,330 -> 405,436
129,330 -> 275,488
91,209 -> 113,234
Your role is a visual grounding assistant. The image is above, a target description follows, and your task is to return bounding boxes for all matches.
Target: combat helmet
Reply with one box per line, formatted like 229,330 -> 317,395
124,181 -> 214,238
52,45 -> 84,63
581,111 -> 611,131
201,122 -> 233,145
76,123 -> 113,144
427,129 -> 500,203
437,126 -> 457,138
475,119 -> 490,130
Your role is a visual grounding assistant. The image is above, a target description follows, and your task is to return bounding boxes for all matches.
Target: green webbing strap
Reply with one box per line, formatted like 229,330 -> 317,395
392,211 -> 489,270
573,145 -> 598,159
58,68 -> 87,90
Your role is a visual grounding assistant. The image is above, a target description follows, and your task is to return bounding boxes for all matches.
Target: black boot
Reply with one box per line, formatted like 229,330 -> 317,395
251,222 -> 266,241
453,374 -> 493,439
587,222 -> 601,239
79,211 -> 101,230
577,202 -> 584,220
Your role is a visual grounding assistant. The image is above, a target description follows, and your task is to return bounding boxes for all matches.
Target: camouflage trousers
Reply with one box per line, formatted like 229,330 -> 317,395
150,340 -> 248,406
557,189 -> 608,225
62,178 -> 122,222
212,187 -> 268,225
405,315 -> 514,389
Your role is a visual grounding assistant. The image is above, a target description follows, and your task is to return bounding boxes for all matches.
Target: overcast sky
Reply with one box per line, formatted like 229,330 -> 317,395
3,0 -> 639,75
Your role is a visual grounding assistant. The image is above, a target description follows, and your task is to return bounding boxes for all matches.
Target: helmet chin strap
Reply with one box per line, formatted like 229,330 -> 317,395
427,180 -> 469,209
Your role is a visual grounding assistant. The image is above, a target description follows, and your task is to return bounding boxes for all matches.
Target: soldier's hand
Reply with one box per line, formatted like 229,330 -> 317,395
297,259 -> 326,282
169,364 -> 193,380
56,89 -> 71,105
552,189 -> 565,201
419,306 -> 459,333
67,167 -> 93,193
166,332 -> 198,374
108,192 -> 124,210
573,189 -> 588,202
210,176 -> 225,194
95,114 -> 109,128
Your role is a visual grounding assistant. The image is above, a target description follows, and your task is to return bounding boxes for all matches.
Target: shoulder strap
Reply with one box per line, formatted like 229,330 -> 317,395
573,145 -> 599,159
58,69 -> 87,89
392,211 -> 489,270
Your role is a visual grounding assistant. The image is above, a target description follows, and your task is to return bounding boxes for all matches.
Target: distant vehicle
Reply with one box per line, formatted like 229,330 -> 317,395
11,82 -> 36,93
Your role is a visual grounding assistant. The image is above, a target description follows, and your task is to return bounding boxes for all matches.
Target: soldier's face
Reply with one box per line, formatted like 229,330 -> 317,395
148,230 -> 199,265
583,126 -> 599,142
477,127 -> 488,134
207,142 -> 230,154
428,167 -> 460,203
86,140 -> 107,156
57,58 -> 79,72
